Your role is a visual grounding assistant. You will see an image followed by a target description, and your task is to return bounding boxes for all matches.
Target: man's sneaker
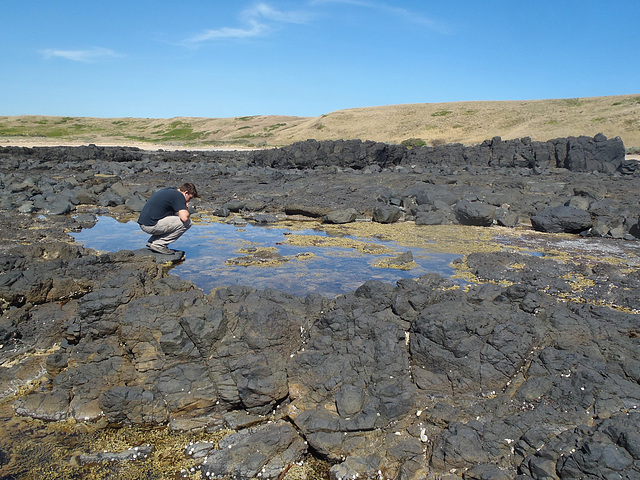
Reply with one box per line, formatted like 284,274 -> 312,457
147,244 -> 174,255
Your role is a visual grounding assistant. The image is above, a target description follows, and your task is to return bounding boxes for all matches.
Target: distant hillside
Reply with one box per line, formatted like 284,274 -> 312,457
1,94 -> 638,150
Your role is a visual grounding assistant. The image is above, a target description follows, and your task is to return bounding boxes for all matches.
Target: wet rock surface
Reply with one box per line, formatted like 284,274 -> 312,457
0,136 -> 639,479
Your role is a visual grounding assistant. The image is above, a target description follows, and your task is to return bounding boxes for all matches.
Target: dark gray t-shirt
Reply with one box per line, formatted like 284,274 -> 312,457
137,187 -> 187,226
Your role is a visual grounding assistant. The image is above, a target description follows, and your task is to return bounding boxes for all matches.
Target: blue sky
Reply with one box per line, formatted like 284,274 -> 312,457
2,0 -> 638,118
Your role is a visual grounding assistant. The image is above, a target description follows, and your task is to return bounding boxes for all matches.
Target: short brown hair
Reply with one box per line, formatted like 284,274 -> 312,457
179,182 -> 198,198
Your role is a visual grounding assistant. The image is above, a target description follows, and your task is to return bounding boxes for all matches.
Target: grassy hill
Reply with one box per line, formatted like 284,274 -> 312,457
1,94 -> 638,151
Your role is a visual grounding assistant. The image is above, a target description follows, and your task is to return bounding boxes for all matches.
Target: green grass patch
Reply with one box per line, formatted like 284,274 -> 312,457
41,128 -> 75,138
55,117 -> 76,124
237,126 -> 251,130
431,110 -> 452,117
0,126 -> 28,136
264,123 -> 287,132
613,95 -> 640,105
0,125 -> 75,138
230,138 -> 251,145
236,116 -> 257,121
144,121 -> 207,141
234,132 -> 271,139
160,127 -> 205,141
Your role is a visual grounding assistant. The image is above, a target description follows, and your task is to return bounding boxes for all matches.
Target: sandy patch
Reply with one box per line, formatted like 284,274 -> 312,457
0,138 -> 261,152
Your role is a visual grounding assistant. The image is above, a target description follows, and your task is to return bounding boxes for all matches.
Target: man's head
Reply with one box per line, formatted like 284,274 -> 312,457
179,183 -> 198,201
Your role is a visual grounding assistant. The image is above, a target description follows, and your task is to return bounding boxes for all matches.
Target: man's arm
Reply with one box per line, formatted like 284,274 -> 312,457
178,209 -> 190,222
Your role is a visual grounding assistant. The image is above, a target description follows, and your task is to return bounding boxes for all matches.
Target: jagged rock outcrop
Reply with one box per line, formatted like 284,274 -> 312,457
1,137 -> 639,479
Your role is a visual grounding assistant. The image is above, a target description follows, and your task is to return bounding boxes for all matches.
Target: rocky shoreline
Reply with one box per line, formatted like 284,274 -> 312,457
0,135 -> 639,479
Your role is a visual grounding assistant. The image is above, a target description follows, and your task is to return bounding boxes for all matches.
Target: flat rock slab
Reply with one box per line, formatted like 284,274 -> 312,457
132,248 -> 184,262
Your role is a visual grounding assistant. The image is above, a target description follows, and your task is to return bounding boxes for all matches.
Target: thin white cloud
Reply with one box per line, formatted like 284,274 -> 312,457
182,2 -> 309,46
311,0 -> 451,34
41,47 -> 121,62
250,2 -> 308,23
186,20 -> 267,43
182,0 -> 448,48
386,5 -> 450,33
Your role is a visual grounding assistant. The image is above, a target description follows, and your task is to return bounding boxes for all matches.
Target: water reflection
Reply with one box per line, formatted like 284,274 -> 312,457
72,216 -> 461,297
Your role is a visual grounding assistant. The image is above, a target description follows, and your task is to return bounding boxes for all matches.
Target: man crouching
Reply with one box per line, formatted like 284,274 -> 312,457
137,182 -> 198,255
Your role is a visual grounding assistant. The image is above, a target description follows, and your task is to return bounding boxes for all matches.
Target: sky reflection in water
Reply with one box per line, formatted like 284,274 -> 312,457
72,216 -> 461,297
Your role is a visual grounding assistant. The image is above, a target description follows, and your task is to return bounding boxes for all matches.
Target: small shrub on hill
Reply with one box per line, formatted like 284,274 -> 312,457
401,138 -> 426,148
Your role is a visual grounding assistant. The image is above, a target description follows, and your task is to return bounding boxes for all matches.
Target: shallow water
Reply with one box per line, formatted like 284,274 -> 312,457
72,216 -> 462,297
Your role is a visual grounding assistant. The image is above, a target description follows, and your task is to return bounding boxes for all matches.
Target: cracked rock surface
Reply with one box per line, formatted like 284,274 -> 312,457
1,138 -> 639,479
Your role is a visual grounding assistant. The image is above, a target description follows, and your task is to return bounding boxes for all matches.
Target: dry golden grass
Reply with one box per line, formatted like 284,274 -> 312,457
1,94 -> 638,150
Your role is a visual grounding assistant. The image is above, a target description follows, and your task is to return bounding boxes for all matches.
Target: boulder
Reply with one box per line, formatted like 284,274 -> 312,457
565,196 -> 590,210
531,205 -> 593,233
323,208 -> 358,224
454,199 -> 495,226
223,200 -> 245,212
44,199 -> 74,215
124,193 -> 147,212
415,211 -> 448,225
251,213 -> 279,224
372,205 -> 403,223
17,202 -> 36,214
212,206 -> 231,217
494,208 -> 519,227
284,203 -> 327,218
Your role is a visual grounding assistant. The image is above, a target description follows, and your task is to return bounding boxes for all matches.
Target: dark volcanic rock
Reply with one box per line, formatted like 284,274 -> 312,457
323,208 -> 358,224
284,203 -> 328,218
454,199 -> 496,226
1,137 -> 639,480
415,210 -> 450,225
199,421 -> 307,480
531,205 -> 593,233
372,204 -> 403,223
